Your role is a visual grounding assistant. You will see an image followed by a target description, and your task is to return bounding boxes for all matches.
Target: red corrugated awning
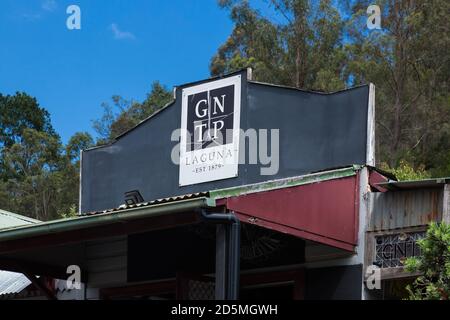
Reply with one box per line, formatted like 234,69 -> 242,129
211,168 -> 361,252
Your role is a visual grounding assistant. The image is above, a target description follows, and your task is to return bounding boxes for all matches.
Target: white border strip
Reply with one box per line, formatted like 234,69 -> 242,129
366,83 -> 376,166
79,149 -> 83,215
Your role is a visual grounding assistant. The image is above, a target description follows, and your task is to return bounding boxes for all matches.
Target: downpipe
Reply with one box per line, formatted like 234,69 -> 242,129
199,209 -> 240,300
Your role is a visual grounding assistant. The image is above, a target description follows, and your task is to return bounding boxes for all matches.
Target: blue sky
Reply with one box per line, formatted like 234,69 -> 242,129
0,0 -> 240,143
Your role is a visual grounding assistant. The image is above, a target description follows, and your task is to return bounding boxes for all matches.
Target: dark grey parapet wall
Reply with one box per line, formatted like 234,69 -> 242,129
81,70 -> 371,213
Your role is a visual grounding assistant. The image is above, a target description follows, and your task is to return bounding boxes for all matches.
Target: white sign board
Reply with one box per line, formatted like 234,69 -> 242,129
179,75 -> 241,186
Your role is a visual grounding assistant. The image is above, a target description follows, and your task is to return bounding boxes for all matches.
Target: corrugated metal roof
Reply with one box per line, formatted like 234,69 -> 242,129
0,196 -> 212,245
0,209 -> 40,230
376,177 -> 450,190
80,192 -> 209,216
0,211 -> 38,298
0,271 -> 31,296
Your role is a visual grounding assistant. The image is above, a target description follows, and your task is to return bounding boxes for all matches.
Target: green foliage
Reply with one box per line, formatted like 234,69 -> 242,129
0,80 -> 170,220
0,92 -> 57,182
59,204 -> 78,219
0,92 -> 95,220
93,81 -> 172,144
92,95 -> 137,144
0,128 -> 93,220
141,81 -> 174,118
66,132 -> 94,163
211,0 -> 346,91
380,160 -> 430,181
213,0 -> 450,177
0,92 -> 56,149
404,222 -> 450,300
1,128 -> 64,220
345,0 -> 450,177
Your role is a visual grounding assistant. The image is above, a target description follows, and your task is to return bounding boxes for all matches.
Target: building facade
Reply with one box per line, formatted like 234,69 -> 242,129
0,70 -> 448,300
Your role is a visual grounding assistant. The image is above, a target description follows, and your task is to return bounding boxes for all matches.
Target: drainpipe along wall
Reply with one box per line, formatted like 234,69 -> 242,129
199,210 -> 241,300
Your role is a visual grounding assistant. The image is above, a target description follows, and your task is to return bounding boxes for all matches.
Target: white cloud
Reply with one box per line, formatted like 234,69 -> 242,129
22,12 -> 42,21
42,0 -> 57,12
110,23 -> 136,40
19,0 -> 56,22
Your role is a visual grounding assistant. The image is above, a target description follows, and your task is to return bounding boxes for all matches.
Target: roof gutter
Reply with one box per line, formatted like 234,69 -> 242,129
0,197 -> 214,243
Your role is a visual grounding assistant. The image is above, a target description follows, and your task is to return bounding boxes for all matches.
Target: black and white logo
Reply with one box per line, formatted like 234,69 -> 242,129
179,75 -> 241,186
186,84 -> 234,151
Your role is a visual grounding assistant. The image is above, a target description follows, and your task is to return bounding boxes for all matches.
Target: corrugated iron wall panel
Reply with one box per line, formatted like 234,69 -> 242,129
368,189 -> 443,231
